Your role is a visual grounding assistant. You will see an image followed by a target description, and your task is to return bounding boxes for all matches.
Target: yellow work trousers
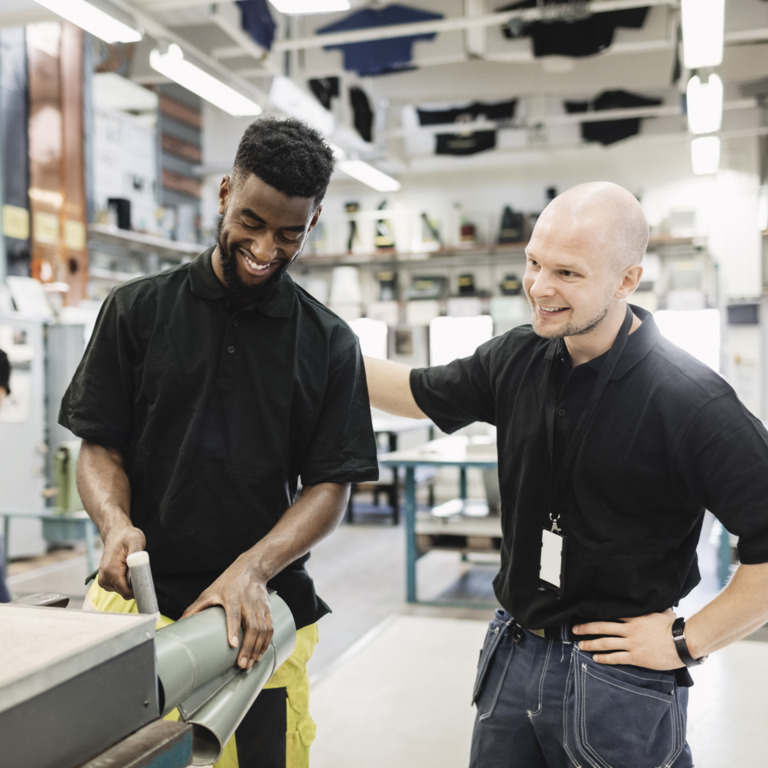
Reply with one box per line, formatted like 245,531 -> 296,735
84,579 -> 317,768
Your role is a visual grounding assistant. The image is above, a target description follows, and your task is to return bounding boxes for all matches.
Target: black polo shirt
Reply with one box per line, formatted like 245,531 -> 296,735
411,305 -> 768,628
59,248 -> 379,626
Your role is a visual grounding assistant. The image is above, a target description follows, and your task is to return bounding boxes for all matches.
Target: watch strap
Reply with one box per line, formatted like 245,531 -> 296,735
671,616 -> 707,667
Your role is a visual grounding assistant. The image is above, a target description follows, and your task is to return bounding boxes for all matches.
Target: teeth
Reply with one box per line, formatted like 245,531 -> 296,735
244,252 -> 271,271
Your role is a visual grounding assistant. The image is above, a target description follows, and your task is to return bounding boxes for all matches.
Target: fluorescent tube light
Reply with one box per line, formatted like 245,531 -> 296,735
681,0 -> 725,69
268,0 -> 350,13
691,136 -> 720,175
686,73 -> 723,134
150,44 -> 262,117
338,160 -> 401,192
32,0 -> 142,44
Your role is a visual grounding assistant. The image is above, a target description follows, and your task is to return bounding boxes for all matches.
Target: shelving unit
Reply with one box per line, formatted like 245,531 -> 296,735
86,224 -> 201,294
295,235 -> 711,317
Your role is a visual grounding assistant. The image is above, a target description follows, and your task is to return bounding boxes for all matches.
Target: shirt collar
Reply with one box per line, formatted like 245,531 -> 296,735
541,303 -> 659,377
188,246 -> 297,318
610,304 -> 659,379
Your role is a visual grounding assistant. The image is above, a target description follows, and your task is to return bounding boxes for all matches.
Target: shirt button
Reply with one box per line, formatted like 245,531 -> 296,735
233,319 -> 240,327
227,345 -> 235,354
558,408 -> 566,416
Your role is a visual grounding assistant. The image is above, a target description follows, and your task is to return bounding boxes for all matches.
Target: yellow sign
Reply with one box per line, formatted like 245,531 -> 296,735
2,205 -> 30,240
64,219 -> 86,251
33,211 -> 60,245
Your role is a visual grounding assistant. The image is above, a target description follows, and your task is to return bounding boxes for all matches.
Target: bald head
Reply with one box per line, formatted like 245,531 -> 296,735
536,182 -> 649,275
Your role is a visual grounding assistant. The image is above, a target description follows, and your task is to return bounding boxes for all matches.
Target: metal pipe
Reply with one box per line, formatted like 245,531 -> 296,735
154,594 -> 296,716
180,595 -> 296,765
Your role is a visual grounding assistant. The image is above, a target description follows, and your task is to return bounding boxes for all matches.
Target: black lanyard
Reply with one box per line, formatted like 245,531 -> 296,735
543,304 -> 634,528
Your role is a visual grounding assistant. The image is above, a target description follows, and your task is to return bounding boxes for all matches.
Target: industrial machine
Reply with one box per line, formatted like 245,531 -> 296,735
0,554 -> 296,768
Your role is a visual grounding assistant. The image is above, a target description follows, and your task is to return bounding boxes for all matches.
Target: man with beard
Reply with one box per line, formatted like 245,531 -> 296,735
59,116 -> 379,768
364,181 -> 768,767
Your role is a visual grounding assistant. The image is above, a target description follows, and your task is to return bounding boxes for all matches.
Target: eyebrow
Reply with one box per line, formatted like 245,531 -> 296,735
525,251 -> 584,272
240,208 -> 307,233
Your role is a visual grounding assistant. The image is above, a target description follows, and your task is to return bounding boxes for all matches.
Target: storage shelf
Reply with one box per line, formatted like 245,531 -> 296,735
300,236 -> 699,270
87,223 -> 200,260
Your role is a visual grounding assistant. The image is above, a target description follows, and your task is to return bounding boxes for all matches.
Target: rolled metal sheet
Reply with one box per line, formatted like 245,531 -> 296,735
183,594 -> 296,765
155,605 -> 238,715
154,593 -> 296,764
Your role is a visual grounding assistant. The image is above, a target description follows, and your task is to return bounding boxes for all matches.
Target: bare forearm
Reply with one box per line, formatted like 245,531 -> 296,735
181,482 -> 352,667
239,482 -> 350,582
77,440 -> 145,595
363,355 -> 427,419
575,561 -> 768,670
76,440 -> 132,536
685,562 -> 768,658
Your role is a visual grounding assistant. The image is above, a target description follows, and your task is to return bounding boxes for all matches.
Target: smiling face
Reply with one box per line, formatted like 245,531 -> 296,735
523,225 -> 618,341
522,182 -> 646,363
213,173 -> 320,299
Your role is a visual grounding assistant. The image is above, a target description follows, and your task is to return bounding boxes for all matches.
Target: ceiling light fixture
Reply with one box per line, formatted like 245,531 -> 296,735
149,43 -> 262,117
338,160 -> 401,192
268,0 -> 350,13
686,73 -> 723,134
690,136 -> 720,175
680,0 -> 725,69
32,0 -> 142,44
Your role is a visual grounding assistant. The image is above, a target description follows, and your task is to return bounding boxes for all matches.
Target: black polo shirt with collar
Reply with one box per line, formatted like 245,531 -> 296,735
60,247 -> 379,626
411,305 -> 768,628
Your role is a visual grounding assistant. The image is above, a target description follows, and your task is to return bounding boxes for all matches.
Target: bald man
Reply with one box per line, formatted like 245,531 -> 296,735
365,182 -> 768,767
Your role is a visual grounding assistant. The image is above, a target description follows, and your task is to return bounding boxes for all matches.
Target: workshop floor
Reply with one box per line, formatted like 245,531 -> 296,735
5,506 -> 768,767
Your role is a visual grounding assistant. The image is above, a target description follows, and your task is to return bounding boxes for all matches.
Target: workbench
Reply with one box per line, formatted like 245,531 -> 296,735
379,435 -> 499,604
1,508 -> 98,579
347,410 -> 434,525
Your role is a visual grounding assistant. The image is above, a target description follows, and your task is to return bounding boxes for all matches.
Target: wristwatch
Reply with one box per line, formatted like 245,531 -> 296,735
671,617 -> 707,667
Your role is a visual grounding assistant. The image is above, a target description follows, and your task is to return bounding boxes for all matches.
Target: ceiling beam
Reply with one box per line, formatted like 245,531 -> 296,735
271,0 -> 676,53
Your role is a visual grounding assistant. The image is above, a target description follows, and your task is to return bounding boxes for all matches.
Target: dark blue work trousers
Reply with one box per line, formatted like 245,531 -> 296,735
470,609 -> 693,768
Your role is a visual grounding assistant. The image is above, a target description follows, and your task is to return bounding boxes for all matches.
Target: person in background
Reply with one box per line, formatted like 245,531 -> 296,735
59,115 -> 379,768
0,347 -> 11,602
364,181 -> 768,768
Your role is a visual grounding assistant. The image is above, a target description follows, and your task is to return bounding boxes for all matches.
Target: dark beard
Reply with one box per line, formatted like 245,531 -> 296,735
215,216 -> 290,302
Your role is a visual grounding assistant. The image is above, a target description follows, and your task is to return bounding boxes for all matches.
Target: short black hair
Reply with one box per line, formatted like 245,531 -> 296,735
232,115 -> 335,208
0,348 -> 10,395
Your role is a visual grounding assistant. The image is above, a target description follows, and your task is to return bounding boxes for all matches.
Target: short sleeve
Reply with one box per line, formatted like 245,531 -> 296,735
58,289 -> 136,448
410,345 -> 498,434
298,331 -> 379,486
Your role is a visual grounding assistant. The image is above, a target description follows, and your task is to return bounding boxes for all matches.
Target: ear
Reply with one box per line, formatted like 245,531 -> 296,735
307,205 -> 322,233
218,175 -> 231,215
615,264 -> 643,299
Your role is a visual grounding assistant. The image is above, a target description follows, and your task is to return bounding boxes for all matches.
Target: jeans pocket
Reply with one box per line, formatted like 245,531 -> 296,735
565,650 -> 686,768
472,609 -> 511,710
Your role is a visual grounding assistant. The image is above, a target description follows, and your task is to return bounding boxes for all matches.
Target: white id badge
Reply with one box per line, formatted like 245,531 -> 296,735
540,528 -> 565,591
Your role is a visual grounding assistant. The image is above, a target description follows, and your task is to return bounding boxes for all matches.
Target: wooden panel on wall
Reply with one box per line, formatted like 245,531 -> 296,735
27,22 -> 63,288
0,27 -> 31,278
59,22 -> 87,305
26,21 -> 87,306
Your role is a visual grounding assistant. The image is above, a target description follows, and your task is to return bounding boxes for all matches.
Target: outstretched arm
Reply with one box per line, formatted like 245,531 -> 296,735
363,355 -> 428,419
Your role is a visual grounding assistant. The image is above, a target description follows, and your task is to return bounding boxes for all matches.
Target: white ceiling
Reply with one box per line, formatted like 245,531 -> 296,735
2,0 -> 768,178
